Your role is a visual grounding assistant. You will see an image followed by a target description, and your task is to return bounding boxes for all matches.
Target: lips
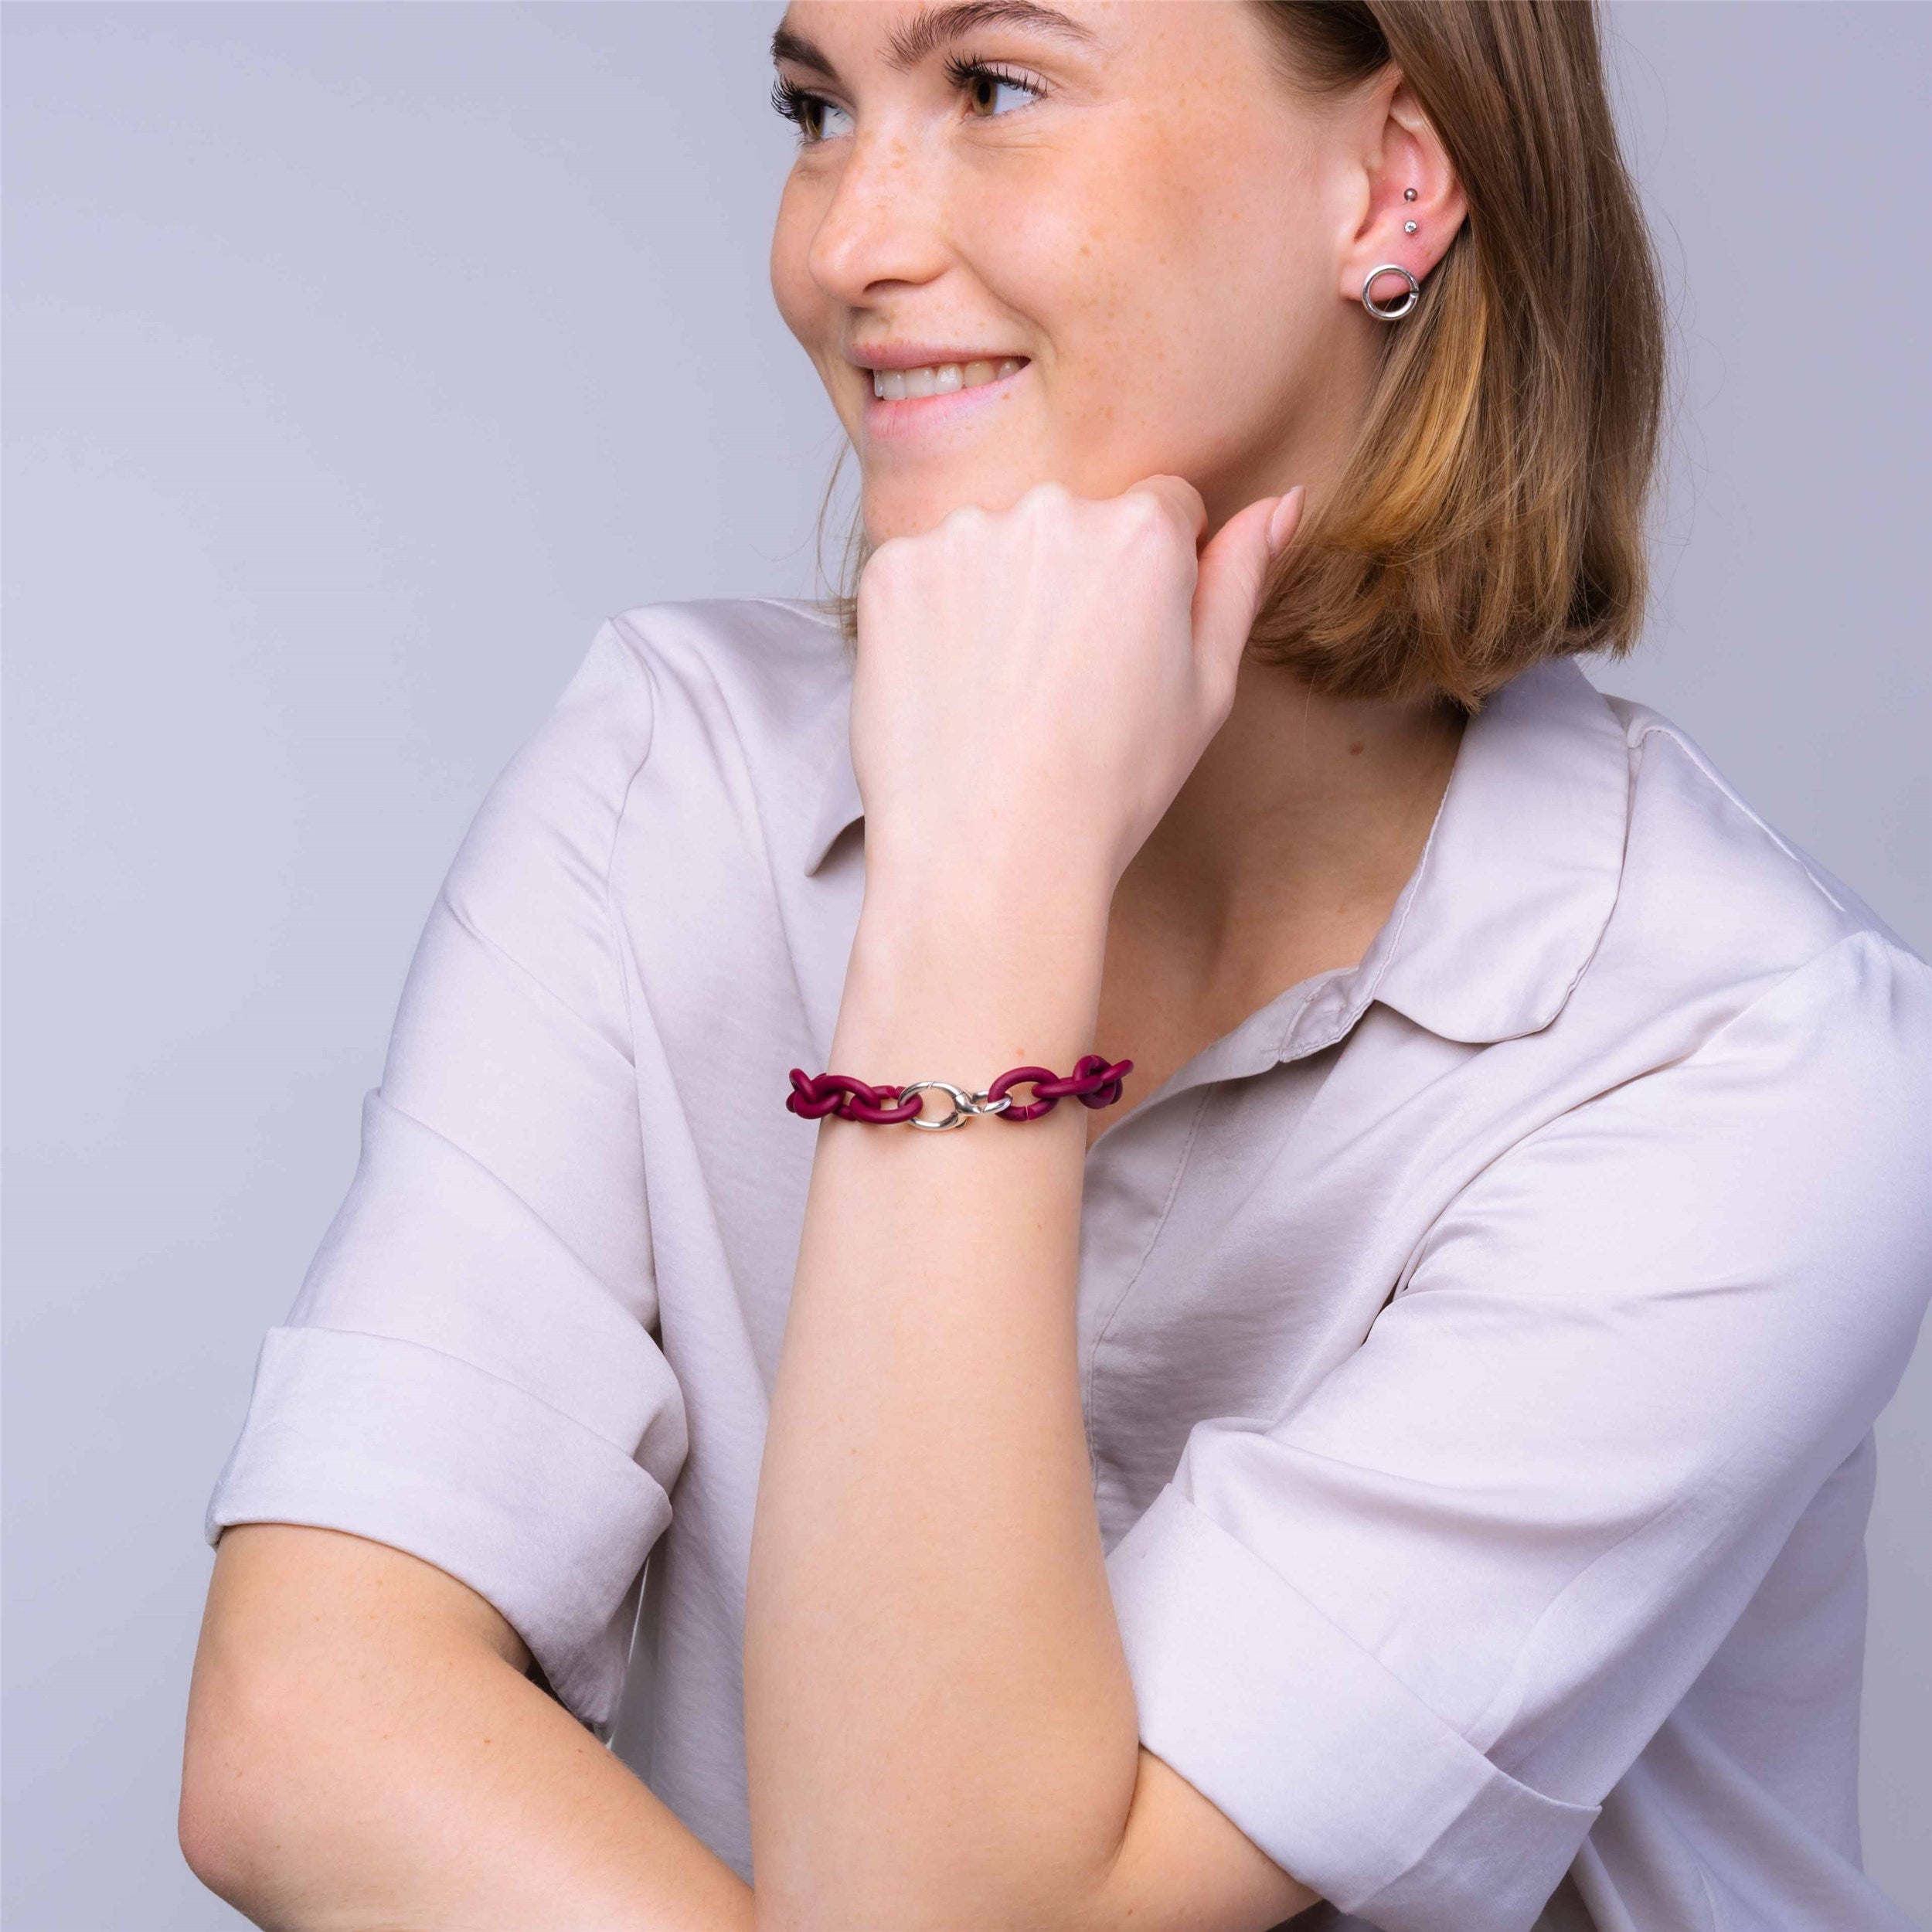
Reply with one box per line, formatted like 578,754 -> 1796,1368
852,349 -> 1031,442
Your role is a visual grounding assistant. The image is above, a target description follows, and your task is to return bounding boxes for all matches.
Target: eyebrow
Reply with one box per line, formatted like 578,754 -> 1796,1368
770,2 -> 1098,83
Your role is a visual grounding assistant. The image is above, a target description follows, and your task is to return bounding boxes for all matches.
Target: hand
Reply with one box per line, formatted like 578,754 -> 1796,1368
849,476 -> 1304,909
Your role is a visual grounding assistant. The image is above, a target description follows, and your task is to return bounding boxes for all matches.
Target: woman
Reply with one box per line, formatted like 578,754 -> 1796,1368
182,4 -> 1928,1929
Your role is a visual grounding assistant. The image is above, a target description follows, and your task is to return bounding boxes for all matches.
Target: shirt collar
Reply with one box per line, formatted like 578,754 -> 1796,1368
801,654 -> 1631,1049
1354,655 -> 1631,1045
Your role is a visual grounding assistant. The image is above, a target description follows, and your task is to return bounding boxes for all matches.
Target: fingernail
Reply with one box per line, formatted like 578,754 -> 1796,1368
1265,485 -> 1306,558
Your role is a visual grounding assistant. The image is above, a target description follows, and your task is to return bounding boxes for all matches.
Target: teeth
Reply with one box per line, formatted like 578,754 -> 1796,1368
872,357 -> 1025,399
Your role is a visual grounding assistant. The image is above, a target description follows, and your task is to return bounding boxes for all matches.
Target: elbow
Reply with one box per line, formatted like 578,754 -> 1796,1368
180,1658 -> 329,1925
178,1770 -> 260,1917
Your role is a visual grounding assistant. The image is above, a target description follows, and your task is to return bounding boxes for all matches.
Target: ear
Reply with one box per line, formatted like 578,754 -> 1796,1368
1336,70 -> 1469,312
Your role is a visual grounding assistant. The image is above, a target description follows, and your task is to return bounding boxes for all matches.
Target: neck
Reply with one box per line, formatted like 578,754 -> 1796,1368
1111,655 -> 1466,1005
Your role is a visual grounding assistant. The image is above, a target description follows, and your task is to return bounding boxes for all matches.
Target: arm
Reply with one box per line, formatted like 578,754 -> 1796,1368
742,480 -> 1318,1932
190,625 -> 716,1926
1088,929 -> 1932,1927
182,1522 -> 756,1932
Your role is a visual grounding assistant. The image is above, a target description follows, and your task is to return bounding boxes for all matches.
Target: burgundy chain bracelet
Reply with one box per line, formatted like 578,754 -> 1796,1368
786,1054 -> 1133,1131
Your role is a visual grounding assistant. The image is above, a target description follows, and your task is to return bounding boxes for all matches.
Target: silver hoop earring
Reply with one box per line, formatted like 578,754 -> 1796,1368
1361,262 -> 1420,321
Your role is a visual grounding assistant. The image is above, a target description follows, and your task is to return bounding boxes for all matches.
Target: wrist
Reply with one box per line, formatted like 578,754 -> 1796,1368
857,838 -> 1115,948
839,918 -> 1101,1042
829,835 -> 1116,1088
832,895 -> 1104,1082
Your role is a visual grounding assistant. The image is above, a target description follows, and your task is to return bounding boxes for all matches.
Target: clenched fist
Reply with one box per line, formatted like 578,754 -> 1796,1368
849,476 -> 1304,903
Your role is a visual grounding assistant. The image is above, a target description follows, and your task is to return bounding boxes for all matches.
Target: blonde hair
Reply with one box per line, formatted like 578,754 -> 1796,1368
811,0 -> 1669,712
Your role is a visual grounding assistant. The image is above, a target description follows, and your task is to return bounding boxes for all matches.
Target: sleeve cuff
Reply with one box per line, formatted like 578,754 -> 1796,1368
203,1323 -> 674,1737
1104,1483 -> 1598,1932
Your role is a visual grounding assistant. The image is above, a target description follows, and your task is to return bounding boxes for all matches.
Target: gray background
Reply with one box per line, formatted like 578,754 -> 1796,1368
5,3 -> 1927,1925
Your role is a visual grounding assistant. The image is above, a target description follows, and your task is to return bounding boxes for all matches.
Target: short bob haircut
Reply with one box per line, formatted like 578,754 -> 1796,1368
815,0 -> 1671,713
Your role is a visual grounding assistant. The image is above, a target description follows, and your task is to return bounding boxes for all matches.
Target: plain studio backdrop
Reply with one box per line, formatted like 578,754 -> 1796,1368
4,4 -> 1927,1925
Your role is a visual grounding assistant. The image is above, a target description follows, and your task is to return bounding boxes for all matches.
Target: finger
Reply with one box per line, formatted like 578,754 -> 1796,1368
1122,473 -> 1208,545
1192,490 -> 1300,688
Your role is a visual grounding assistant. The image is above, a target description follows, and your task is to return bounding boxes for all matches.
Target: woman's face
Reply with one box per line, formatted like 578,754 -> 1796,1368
768,1 -> 1414,544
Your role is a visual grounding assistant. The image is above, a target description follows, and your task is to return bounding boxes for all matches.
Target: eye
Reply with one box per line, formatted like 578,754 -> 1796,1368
770,75 -> 854,145
770,55 -> 1046,145
945,56 -> 1046,121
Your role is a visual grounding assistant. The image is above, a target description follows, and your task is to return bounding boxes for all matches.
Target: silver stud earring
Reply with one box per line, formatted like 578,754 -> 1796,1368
1403,219 -> 1419,233
1403,187 -> 1417,201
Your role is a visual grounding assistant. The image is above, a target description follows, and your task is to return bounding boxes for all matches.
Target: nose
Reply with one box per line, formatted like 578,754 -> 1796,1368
804,126 -> 951,305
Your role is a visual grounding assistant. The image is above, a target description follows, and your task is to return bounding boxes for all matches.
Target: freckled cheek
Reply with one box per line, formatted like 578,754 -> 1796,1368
768,193 -> 820,337
769,199 -> 853,425
958,165 -> 1184,365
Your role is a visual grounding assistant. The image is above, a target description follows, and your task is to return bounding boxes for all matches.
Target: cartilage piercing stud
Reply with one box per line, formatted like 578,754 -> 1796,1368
1403,220 -> 1418,233
1403,187 -> 1417,200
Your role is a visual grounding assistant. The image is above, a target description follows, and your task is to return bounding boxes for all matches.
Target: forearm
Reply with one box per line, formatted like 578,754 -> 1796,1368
185,1556 -> 753,1930
743,864 -> 1139,1930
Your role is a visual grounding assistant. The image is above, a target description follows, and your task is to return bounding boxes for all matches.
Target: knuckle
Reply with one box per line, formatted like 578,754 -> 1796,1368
860,535 -> 917,592
1116,492 -> 1191,560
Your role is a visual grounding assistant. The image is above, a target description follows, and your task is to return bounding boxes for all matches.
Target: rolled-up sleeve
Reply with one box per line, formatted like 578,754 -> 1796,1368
205,621 -> 687,1736
1104,930 -> 1932,1930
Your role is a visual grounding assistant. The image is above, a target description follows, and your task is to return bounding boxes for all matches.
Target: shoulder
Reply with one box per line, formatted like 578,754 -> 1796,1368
599,597 -> 857,883
1460,674 -> 1931,1263
1605,687 -> 1920,978
1505,682 -> 1932,1296
457,594 -> 845,852
1583,684 -> 1927,1036
1418,691 -> 1930,1386
440,595 -> 848,948
604,594 -> 850,729
474,594 -> 842,802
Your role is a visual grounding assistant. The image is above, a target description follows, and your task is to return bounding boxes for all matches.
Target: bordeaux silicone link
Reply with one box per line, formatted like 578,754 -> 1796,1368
983,1055 -> 1132,1121
786,1055 -> 1133,1127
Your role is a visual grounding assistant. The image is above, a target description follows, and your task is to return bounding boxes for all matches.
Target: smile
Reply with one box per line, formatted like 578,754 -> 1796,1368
870,358 -> 1026,400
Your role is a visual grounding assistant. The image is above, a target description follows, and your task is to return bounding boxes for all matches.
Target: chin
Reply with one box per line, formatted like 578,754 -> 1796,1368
859,462 -> 1066,545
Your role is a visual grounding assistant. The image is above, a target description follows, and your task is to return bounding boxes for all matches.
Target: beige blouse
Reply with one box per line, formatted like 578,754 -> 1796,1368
206,597 -> 1928,1931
